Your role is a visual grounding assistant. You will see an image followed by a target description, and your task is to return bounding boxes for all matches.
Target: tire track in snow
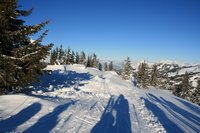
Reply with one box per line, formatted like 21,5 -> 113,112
132,104 -> 142,133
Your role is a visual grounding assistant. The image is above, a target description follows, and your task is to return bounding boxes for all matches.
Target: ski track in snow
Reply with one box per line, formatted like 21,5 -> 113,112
0,65 -> 200,133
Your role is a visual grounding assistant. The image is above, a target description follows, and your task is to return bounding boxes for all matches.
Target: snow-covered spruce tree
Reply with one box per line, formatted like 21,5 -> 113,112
104,62 -> 109,71
92,53 -> 98,68
98,62 -> 102,71
150,64 -> 159,88
71,51 -> 75,64
80,51 -> 86,65
179,72 -> 192,101
86,55 -> 92,67
122,57 -> 132,80
0,0 -> 52,94
108,61 -> 113,71
75,52 -> 80,64
193,79 -> 200,105
66,47 -> 71,65
137,62 -> 148,89
58,45 -> 65,64
50,49 -> 57,65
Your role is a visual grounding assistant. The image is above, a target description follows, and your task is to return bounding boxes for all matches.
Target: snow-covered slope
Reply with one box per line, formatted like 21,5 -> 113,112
0,65 -> 200,133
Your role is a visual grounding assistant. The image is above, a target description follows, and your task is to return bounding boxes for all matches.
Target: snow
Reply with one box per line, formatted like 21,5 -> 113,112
0,64 -> 200,133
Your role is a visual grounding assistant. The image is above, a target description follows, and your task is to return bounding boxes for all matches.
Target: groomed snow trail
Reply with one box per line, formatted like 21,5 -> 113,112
0,65 -> 200,133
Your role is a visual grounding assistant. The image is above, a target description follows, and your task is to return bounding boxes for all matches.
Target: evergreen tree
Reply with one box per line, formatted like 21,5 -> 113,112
0,0 -> 52,93
108,61 -> 113,71
104,62 -> 109,71
86,55 -> 92,67
58,45 -> 65,64
193,79 -> 200,105
122,57 -> 132,80
50,49 -> 57,65
179,72 -> 192,101
92,53 -> 98,68
98,62 -> 103,71
80,51 -> 86,65
75,52 -> 80,64
55,46 -> 59,62
137,62 -> 148,88
150,64 -> 159,87
66,47 -> 71,65
71,51 -> 75,64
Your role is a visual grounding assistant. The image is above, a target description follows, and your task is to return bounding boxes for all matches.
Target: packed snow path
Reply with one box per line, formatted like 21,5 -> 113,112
0,65 -> 200,133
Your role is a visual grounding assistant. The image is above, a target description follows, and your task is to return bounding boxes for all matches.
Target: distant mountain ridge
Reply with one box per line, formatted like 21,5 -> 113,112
111,60 -> 200,88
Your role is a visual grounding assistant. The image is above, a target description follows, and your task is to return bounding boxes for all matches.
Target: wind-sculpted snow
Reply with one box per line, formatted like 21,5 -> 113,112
0,65 -> 199,133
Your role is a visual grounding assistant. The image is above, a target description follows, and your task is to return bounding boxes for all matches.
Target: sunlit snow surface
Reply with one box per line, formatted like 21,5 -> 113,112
0,65 -> 200,133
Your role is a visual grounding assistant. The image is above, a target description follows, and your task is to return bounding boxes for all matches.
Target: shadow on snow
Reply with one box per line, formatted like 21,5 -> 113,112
24,100 -> 76,133
175,97 -> 200,115
91,95 -> 132,133
0,102 -> 41,133
32,66 -> 93,92
143,93 -> 200,133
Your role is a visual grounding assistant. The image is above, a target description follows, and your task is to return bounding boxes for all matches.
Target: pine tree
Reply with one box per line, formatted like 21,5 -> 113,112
58,45 -> 65,64
50,49 -> 57,65
150,64 -> 159,88
66,47 -> 71,65
104,62 -> 109,71
71,51 -> 75,64
75,52 -> 80,64
193,79 -> 200,105
122,57 -> 132,80
98,63 -> 103,71
108,61 -> 113,71
137,62 -> 148,89
80,51 -> 86,65
86,55 -> 92,67
92,53 -> 98,68
179,72 -> 192,101
0,0 -> 52,93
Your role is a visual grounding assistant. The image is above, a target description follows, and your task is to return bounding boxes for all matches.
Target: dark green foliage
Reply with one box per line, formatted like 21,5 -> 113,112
58,45 -> 65,64
150,64 -> 159,87
66,47 -> 71,65
122,57 -> 132,80
71,51 -> 75,64
80,51 -> 86,65
137,62 -> 148,89
193,79 -> 200,105
98,63 -> 102,71
109,61 -> 113,71
75,52 -> 80,64
86,53 -> 99,68
174,72 -> 192,101
49,46 -> 100,68
86,55 -> 92,67
0,0 -> 52,93
50,49 -> 57,65
104,62 -> 109,71
92,53 -> 98,68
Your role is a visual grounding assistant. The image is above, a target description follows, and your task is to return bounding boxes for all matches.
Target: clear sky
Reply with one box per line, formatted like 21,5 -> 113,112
19,0 -> 200,63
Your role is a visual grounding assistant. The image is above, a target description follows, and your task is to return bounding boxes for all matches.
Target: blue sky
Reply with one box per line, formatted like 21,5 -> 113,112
19,0 -> 200,63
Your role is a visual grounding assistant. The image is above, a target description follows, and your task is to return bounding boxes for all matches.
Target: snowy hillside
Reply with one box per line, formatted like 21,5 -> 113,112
113,60 -> 200,87
0,65 -> 200,133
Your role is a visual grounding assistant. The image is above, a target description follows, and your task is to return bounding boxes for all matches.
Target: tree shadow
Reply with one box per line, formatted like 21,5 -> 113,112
0,102 -> 41,133
91,95 -> 132,133
160,97 -> 200,132
146,93 -> 200,132
24,100 -> 76,133
175,97 -> 200,115
32,69 -> 93,92
141,97 -> 183,133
